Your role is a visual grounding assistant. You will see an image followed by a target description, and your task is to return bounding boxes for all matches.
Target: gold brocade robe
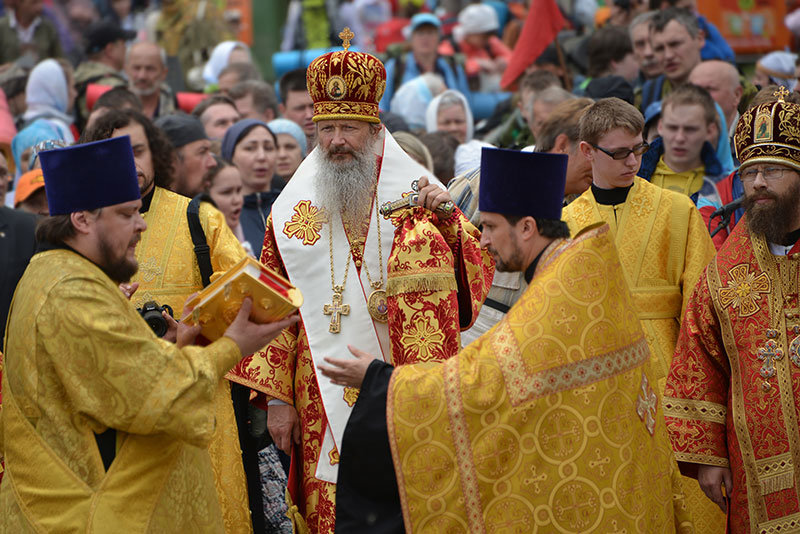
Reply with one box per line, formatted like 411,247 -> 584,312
562,177 -> 720,531
0,249 -> 242,532
133,186 -> 251,533
387,224 -> 693,533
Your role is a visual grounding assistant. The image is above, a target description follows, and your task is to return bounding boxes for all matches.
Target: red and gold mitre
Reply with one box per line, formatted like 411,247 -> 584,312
734,86 -> 800,172
306,27 -> 387,124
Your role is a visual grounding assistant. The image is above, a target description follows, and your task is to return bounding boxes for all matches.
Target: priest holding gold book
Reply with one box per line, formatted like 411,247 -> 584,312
227,28 -> 493,533
0,136 -> 298,531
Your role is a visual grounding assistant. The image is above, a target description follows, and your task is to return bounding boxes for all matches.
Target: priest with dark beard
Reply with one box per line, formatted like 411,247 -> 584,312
225,29 -> 493,534
663,91 -> 800,532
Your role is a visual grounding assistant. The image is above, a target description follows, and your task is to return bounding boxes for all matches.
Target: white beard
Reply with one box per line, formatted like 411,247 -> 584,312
315,140 -> 378,225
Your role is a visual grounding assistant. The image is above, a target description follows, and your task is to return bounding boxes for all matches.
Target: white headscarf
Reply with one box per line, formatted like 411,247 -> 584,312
756,51 -> 798,91
425,89 -> 474,142
454,140 -> 493,177
203,41 -> 251,85
22,59 -> 74,143
390,74 -> 444,130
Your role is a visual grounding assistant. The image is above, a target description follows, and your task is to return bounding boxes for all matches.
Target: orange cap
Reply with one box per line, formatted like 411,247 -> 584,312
14,168 -> 45,207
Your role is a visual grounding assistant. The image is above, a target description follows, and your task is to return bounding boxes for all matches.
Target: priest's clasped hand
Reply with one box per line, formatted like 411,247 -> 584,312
319,345 -> 379,389
415,176 -> 452,213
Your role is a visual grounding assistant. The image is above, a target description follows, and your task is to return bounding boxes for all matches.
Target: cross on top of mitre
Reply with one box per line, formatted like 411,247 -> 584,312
774,86 -> 791,102
339,27 -> 354,51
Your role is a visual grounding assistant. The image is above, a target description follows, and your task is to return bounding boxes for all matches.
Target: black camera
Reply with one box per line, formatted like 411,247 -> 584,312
137,301 -> 174,337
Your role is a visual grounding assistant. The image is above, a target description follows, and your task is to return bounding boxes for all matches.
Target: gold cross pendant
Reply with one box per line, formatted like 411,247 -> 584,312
324,292 -> 350,333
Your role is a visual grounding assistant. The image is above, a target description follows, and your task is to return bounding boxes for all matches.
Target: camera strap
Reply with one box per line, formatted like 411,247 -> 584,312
187,194 -> 214,288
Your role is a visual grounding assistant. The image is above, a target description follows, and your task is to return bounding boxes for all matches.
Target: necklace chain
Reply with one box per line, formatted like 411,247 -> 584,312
328,189 -> 384,293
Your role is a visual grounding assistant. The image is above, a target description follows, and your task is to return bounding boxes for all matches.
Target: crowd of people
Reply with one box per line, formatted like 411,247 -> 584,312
0,0 -> 800,533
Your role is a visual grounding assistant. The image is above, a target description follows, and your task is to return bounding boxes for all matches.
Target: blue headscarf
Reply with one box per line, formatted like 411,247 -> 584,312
221,119 -> 273,162
12,119 -> 61,176
267,118 -> 307,156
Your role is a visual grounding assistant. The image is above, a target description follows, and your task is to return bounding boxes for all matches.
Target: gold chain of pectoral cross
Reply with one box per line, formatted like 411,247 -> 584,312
360,195 -> 384,292
325,220 -> 352,334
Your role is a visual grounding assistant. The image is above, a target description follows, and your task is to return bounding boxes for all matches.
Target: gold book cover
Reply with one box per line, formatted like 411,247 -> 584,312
183,256 -> 303,341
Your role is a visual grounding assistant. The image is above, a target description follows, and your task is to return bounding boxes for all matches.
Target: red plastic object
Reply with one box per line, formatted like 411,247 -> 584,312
177,92 -> 209,114
374,18 -> 410,53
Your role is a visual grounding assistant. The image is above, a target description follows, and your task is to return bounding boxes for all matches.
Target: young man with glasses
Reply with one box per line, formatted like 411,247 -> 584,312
563,96 -> 719,530
663,93 -> 800,533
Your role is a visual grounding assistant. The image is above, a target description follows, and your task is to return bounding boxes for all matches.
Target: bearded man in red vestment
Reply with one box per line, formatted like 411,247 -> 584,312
664,88 -> 800,533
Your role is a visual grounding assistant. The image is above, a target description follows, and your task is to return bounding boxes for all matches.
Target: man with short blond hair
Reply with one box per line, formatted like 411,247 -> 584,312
640,83 -> 724,211
562,96 -> 721,531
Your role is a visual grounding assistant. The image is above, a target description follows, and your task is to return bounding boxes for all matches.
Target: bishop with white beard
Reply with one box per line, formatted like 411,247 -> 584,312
226,29 -> 493,534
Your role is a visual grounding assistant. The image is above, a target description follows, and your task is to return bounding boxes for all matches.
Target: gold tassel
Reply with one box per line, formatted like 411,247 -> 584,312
285,488 -> 310,534
760,472 -> 794,495
386,273 -> 456,296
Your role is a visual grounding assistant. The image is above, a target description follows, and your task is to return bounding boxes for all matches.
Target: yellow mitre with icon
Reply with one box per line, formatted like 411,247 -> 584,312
306,27 -> 387,124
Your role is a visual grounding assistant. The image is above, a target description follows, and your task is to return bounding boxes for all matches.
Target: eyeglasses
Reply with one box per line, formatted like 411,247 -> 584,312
591,142 -> 649,160
740,166 -> 794,183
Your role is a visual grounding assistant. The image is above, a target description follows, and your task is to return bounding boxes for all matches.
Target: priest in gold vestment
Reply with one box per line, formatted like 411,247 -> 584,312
665,93 -> 800,533
82,109 -> 253,532
321,147 -> 693,533
226,30 -> 493,533
0,137 -> 297,532
562,97 -> 720,531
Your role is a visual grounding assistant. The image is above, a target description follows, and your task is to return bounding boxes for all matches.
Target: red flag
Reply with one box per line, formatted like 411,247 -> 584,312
500,0 -> 566,89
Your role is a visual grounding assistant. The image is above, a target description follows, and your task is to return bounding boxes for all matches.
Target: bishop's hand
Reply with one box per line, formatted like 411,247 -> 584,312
697,464 -> 733,513
319,345 -> 378,389
415,176 -> 452,213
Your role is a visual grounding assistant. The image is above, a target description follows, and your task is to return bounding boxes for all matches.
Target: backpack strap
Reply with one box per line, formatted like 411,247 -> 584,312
187,194 -> 214,288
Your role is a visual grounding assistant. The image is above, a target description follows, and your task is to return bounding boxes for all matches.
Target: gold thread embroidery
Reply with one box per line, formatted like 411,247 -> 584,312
636,372 -> 658,435
717,264 -> 771,317
663,397 -> 727,424
282,200 -> 325,246
343,386 -> 359,407
494,318 -> 650,407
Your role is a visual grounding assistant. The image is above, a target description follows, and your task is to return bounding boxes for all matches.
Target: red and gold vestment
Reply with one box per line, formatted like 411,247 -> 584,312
665,219 -> 800,533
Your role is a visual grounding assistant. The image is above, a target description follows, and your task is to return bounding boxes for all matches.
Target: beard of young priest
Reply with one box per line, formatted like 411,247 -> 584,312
324,147 -> 693,533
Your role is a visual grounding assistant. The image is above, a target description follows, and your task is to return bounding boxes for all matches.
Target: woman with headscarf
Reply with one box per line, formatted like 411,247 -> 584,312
390,73 -> 446,131
267,118 -> 307,184
21,59 -> 77,143
221,118 -> 279,254
203,41 -> 252,89
753,51 -> 798,91
425,89 -> 474,144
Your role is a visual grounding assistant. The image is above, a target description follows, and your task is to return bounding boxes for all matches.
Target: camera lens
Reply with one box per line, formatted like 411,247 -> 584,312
142,309 -> 168,337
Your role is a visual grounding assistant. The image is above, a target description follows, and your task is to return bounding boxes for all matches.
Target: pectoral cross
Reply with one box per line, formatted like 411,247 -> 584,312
758,338 -> 783,391
324,292 -> 350,334
339,27 -> 354,51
